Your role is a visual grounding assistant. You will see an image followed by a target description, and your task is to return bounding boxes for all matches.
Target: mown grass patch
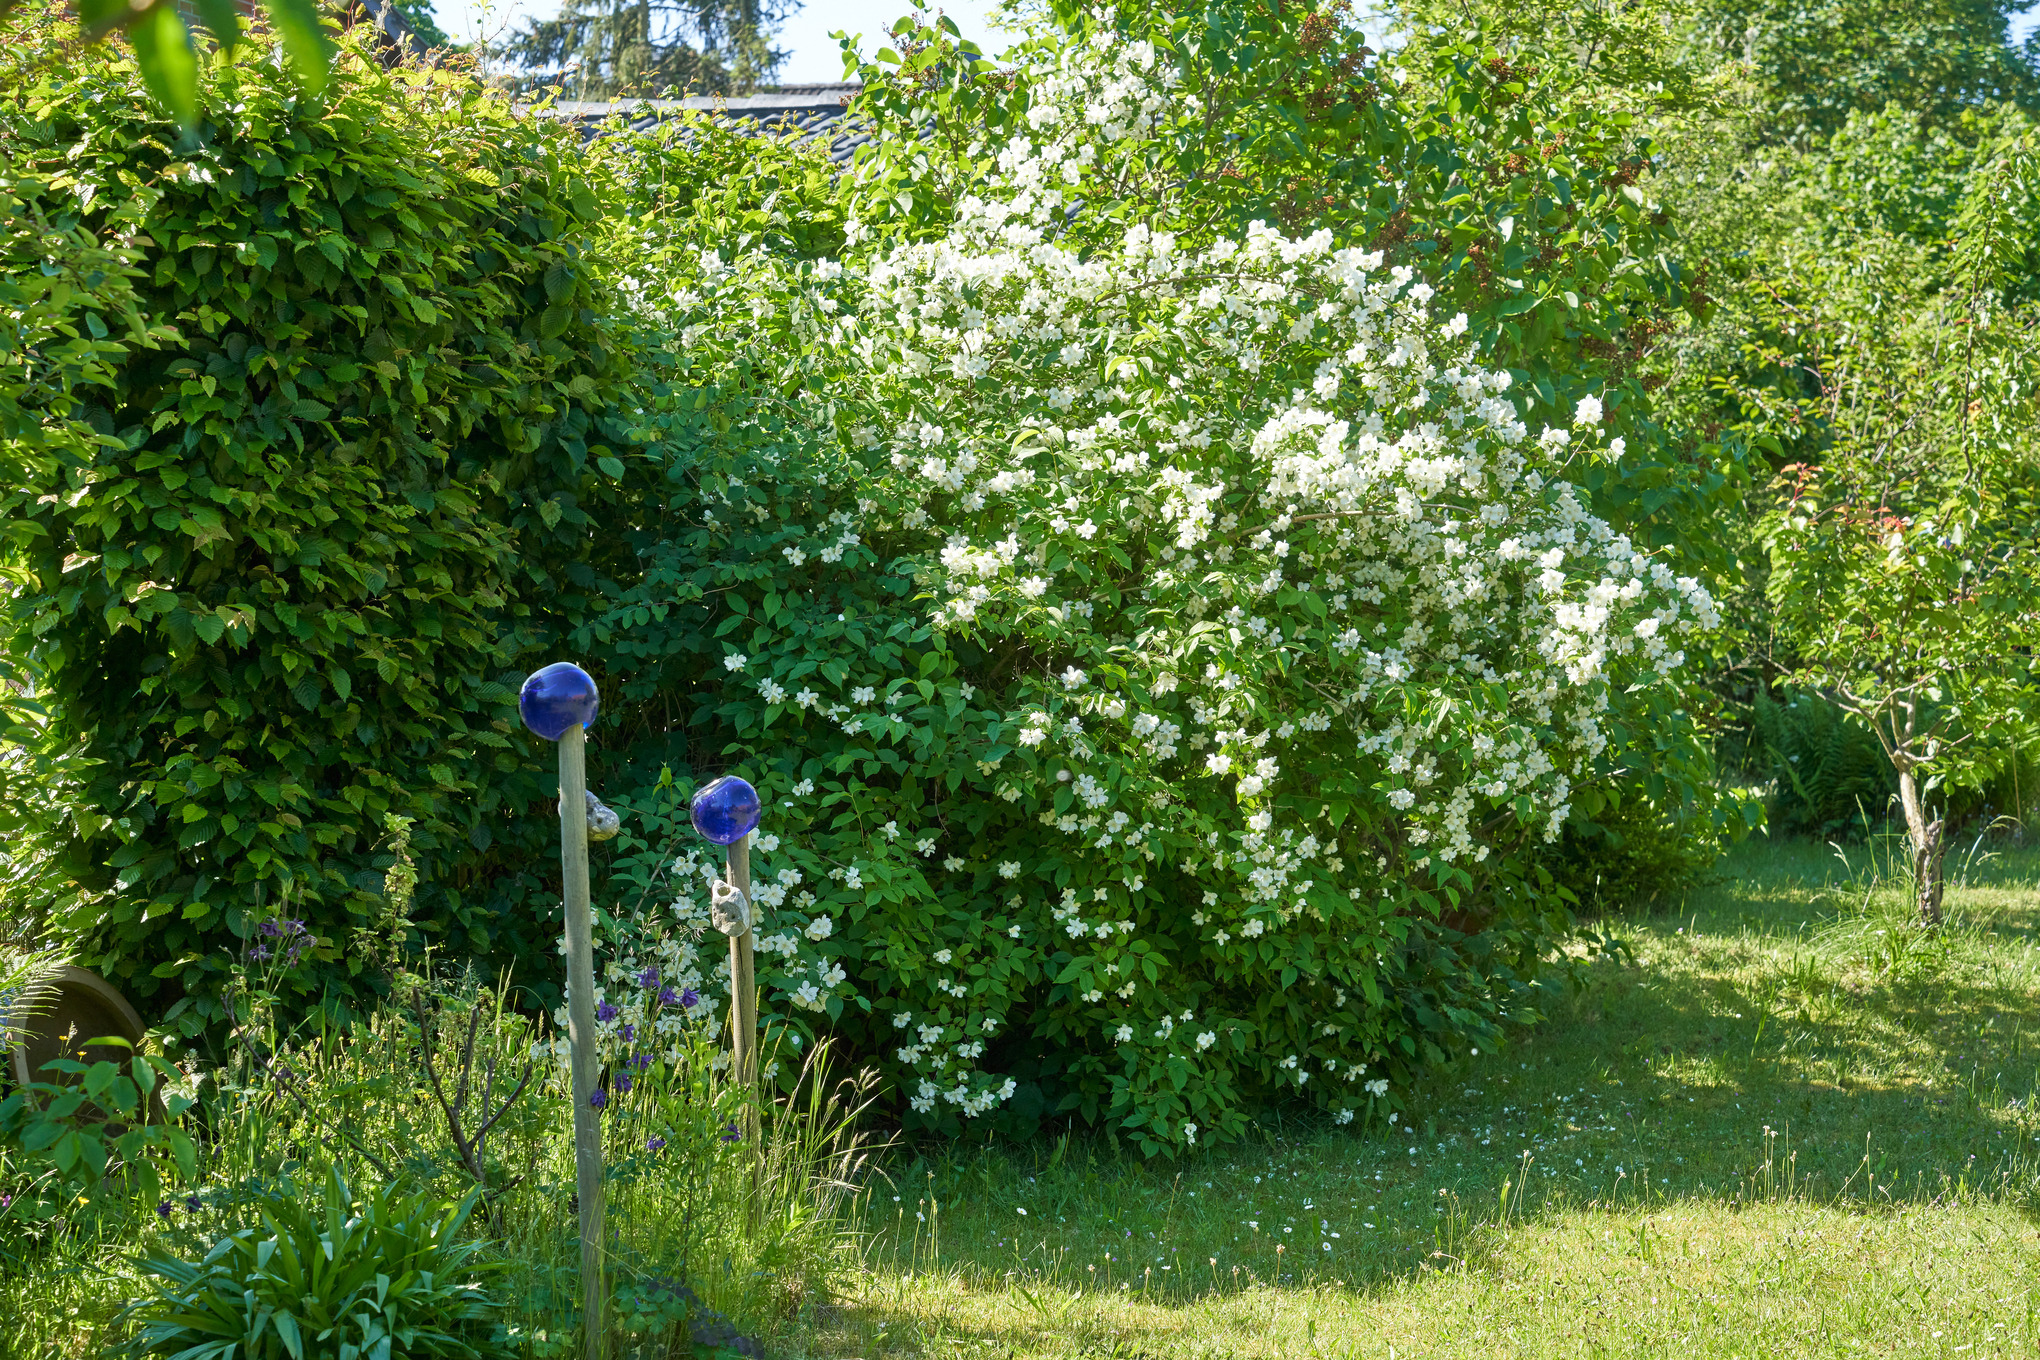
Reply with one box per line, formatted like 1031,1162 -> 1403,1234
787,835 -> 2040,1357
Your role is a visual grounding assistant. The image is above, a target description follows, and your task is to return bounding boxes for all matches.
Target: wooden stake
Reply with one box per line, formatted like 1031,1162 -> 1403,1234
726,833 -> 757,1104
558,723 -> 606,1359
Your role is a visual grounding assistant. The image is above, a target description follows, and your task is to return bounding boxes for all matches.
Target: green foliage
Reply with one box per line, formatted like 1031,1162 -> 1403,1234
843,0 -> 1755,902
1752,688 -> 1894,837
547,1 -> 1761,1152
497,0 -> 795,98
0,120 -> 149,470
0,28 -> 645,1027
1751,130 -> 2040,790
1740,127 -> 2040,921
13,0 -> 335,129
1683,0 -> 2040,144
118,1168 -> 513,1360
608,110 -> 852,260
1544,787 -> 1728,913
1634,0 -> 2040,884
0,959 -> 866,1356
845,1 -> 1710,430
158,952 -> 857,1353
608,1278 -> 758,1360
0,102 -> 163,886
1811,106 -> 2012,254
0,1041 -> 198,1210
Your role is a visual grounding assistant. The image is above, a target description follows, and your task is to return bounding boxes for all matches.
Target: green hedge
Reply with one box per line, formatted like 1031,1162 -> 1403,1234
0,31 -> 647,1027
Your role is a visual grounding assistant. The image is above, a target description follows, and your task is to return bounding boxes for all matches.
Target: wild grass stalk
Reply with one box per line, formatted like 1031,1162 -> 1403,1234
0,954 -> 878,1359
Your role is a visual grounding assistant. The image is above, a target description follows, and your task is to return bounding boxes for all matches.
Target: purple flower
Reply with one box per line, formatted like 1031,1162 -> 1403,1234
185,1195 -> 202,1213
588,1089 -> 607,1109
156,1201 -> 173,1219
620,1024 -> 636,1043
720,1122 -> 741,1143
637,967 -> 659,989
657,985 -> 680,1005
250,918 -> 310,965
646,1136 -> 666,1152
681,988 -> 700,1010
630,1052 -> 652,1071
596,1001 -> 618,1023
614,1074 -> 633,1095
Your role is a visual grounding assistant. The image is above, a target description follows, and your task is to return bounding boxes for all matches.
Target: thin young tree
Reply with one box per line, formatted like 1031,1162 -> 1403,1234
1758,132 -> 2040,924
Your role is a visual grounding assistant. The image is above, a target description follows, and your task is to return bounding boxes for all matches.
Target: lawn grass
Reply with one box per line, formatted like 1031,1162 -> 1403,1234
783,834 -> 2040,1358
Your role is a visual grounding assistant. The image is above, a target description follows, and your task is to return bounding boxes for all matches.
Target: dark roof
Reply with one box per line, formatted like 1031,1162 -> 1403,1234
527,86 -> 870,163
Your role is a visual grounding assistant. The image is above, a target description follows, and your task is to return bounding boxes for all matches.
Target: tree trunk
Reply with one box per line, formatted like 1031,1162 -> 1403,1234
1897,766 -> 1947,927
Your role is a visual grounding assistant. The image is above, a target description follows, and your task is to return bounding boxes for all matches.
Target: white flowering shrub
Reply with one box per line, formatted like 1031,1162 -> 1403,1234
574,8 -> 1719,1154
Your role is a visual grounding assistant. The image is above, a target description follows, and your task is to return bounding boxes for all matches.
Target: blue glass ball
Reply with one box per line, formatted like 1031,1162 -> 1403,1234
519,663 -> 600,741
690,775 -> 761,846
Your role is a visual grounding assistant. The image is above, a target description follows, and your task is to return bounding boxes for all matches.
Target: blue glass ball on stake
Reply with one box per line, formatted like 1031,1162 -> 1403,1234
519,663 -> 600,741
690,776 -> 761,846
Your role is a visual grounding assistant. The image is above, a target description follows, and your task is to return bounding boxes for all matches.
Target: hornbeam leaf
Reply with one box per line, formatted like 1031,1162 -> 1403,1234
193,0 -> 243,49
77,0 -> 125,30
262,0 -> 331,93
129,4 -> 199,128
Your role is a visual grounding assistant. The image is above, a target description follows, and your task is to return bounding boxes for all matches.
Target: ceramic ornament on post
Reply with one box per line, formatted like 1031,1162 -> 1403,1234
690,776 -> 761,1107
518,661 -> 607,1358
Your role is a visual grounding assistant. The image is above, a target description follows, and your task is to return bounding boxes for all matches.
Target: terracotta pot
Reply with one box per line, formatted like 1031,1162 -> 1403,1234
3,965 -> 161,1119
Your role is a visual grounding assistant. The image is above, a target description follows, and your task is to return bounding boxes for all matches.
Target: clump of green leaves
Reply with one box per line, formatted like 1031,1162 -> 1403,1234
0,26 -> 648,1028
8,0 -> 330,131
1681,0 -> 2040,146
0,1038 -> 198,1212
118,1167 -> 513,1360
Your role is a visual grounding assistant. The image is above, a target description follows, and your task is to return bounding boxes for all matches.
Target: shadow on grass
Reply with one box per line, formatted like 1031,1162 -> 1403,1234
787,837 -> 2040,1356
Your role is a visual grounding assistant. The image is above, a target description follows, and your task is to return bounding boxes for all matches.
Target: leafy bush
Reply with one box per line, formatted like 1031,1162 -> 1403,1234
0,1040 -> 197,1214
4,1 -> 1742,1149
119,1168 -> 513,1360
1753,689 -> 1896,837
0,90 -> 159,893
1682,0 -> 2040,144
844,1 -> 1699,408
557,5 -> 1727,1153
0,26 -> 647,1026
1751,688 -> 2039,841
1543,791 -> 1725,913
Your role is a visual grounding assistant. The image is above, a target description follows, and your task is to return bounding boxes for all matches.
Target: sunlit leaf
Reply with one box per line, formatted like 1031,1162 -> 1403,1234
261,0 -> 330,93
128,3 -> 200,127
192,0 -> 243,49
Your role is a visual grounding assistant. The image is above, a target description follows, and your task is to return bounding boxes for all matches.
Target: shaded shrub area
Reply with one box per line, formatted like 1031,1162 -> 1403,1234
1750,688 -> 2036,842
0,35 -> 651,1030
1543,788 -> 1727,914
1752,688 -> 1896,838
